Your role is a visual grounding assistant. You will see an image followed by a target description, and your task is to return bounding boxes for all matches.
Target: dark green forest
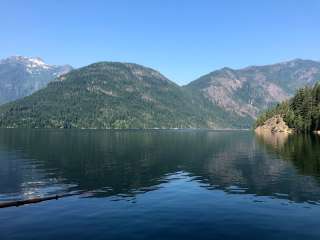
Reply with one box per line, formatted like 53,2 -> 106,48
256,83 -> 320,132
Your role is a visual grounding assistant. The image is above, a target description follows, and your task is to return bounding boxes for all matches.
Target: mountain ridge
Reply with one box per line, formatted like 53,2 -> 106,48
0,61 -> 248,129
0,57 -> 319,129
185,58 -> 320,122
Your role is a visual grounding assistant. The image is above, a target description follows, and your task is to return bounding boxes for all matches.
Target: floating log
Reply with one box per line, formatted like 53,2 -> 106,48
0,193 -> 79,209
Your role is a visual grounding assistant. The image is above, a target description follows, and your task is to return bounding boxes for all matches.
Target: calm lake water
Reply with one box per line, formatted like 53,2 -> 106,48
1,129 -> 320,240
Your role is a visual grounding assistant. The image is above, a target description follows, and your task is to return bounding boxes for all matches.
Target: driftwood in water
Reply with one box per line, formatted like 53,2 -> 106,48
0,193 -> 79,209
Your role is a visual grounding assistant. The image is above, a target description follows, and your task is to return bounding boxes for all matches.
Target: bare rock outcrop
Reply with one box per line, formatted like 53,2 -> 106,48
255,115 -> 293,134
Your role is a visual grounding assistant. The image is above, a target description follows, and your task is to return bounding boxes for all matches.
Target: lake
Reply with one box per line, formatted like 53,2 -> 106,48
1,129 -> 320,240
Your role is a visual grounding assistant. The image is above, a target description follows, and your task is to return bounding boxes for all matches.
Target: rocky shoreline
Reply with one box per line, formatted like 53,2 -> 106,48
255,115 -> 293,134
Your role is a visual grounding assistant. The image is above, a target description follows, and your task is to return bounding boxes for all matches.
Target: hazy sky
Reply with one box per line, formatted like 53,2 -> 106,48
1,0 -> 320,85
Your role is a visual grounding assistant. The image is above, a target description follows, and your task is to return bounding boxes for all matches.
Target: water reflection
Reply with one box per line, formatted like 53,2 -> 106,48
0,129 -> 320,203
255,131 -> 289,149
256,132 -> 320,180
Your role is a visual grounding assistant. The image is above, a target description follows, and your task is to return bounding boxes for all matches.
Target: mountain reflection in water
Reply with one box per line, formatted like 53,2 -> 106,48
0,129 -> 320,204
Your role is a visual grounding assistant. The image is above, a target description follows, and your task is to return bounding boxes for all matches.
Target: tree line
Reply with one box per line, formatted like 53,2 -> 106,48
256,82 -> 320,132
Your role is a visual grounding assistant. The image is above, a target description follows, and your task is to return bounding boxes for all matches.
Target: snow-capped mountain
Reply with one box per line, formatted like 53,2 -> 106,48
0,56 -> 72,105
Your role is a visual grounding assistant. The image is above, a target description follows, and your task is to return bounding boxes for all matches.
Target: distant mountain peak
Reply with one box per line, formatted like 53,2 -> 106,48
277,58 -> 320,67
221,67 -> 234,71
243,59 -> 320,70
0,55 -> 72,104
26,57 -> 47,66
1,55 -> 72,69
3,55 -> 44,63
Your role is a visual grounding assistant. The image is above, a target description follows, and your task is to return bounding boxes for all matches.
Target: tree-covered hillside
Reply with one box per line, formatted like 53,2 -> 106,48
256,83 -> 320,132
0,62 -> 249,129
1,58 -> 320,129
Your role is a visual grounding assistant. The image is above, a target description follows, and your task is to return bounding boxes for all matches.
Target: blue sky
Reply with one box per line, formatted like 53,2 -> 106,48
1,0 -> 320,85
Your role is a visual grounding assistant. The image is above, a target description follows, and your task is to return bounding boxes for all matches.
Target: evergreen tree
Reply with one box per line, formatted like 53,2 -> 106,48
256,82 -> 320,132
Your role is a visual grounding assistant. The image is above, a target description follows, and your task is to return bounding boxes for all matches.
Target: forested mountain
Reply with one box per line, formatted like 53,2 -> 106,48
0,56 -> 72,105
256,83 -> 320,132
186,59 -> 320,122
0,62 -> 247,129
0,58 -> 319,129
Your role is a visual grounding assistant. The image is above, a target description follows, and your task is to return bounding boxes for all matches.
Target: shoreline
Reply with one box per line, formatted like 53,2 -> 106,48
0,127 -> 251,131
